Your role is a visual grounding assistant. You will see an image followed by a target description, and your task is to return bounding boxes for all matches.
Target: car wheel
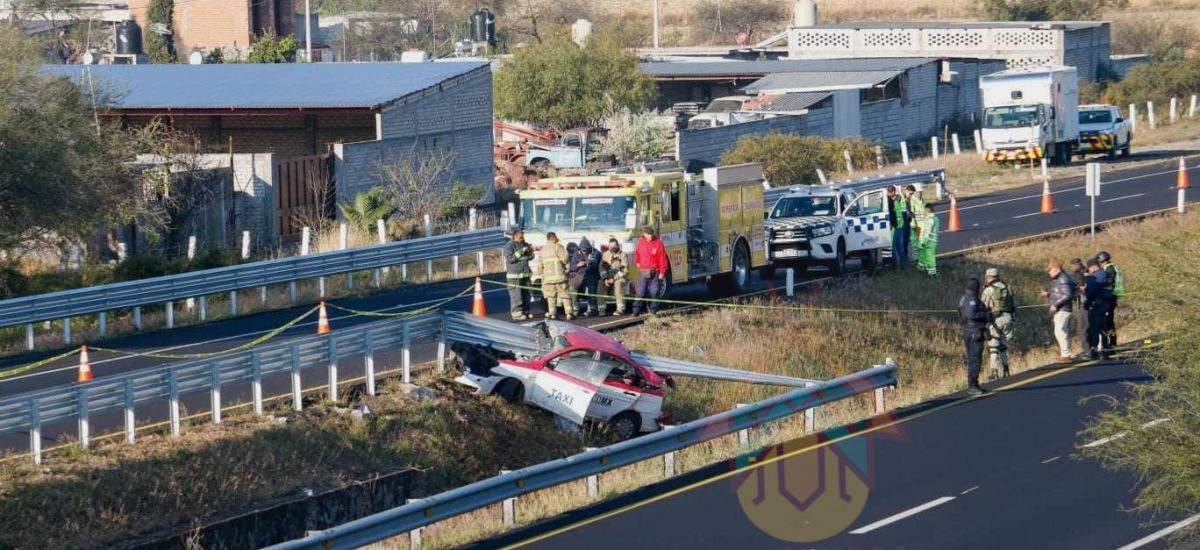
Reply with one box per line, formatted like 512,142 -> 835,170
608,411 -> 642,441
830,239 -> 847,275
863,248 -> 881,272
1121,139 -> 1131,158
495,378 -> 524,404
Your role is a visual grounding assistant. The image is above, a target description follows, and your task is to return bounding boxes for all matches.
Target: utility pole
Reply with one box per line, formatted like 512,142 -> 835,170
304,0 -> 313,62
652,0 -> 660,48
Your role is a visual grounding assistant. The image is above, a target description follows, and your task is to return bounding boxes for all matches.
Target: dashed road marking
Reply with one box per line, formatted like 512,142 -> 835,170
1042,456 -> 1061,464
849,496 -> 957,534
1101,193 -> 1146,203
1115,514 -> 1200,550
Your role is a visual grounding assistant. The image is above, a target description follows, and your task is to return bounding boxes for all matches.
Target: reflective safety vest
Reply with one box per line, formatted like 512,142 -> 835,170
1109,263 -> 1125,297
919,214 -> 939,245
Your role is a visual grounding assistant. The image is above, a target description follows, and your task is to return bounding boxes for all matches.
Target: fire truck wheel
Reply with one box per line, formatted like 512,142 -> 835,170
731,241 -> 751,294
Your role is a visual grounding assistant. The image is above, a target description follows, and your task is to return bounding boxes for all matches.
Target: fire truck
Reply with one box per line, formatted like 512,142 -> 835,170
518,163 -> 767,295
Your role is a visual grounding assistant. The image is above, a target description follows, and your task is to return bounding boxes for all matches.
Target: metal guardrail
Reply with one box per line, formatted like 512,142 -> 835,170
0,228 -> 507,330
266,361 -> 898,550
632,352 -> 820,387
764,169 -> 946,212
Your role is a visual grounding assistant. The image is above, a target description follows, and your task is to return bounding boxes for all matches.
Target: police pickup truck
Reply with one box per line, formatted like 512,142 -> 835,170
1077,104 -> 1132,160
762,170 -> 944,277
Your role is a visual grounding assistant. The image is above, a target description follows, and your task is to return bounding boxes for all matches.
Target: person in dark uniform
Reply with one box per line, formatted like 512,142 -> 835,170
1082,258 -> 1114,360
959,277 -> 993,395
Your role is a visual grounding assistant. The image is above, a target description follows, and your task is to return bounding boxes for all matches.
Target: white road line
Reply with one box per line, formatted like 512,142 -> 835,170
1082,418 -> 1170,448
1013,212 -> 1043,219
1042,456 -> 1060,464
849,496 -> 956,534
1115,514 -> 1200,550
0,285 -> 508,384
1101,193 -> 1146,203
960,486 -> 980,495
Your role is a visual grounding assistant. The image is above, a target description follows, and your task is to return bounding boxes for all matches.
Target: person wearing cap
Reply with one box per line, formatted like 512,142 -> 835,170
1082,258 -> 1114,360
632,226 -> 668,316
980,267 -> 1014,379
600,238 -> 628,315
915,203 -> 939,276
1042,260 -> 1076,363
959,277 -> 993,394
1097,251 -> 1124,348
538,232 -> 574,320
501,229 -> 534,320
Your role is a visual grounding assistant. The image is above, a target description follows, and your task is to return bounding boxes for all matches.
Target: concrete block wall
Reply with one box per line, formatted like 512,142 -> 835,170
334,127 -> 493,206
935,60 -> 1006,127
861,63 -> 938,145
230,153 -> 276,243
378,65 -> 493,141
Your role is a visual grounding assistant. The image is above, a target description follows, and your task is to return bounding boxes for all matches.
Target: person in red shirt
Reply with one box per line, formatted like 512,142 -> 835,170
632,226 -> 668,315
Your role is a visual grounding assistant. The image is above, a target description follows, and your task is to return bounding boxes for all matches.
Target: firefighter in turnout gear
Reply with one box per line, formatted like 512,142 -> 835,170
538,232 -> 574,320
981,267 -> 1015,379
959,277 -> 993,395
600,238 -> 628,315
501,230 -> 534,320
1097,251 -> 1124,349
915,203 -> 939,276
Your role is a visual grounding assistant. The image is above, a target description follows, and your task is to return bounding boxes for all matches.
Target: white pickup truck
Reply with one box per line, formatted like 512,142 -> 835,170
763,185 -> 891,276
1077,104 -> 1132,160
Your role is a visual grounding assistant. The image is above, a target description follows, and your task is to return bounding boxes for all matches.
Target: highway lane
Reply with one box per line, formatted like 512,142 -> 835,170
0,154 -> 1195,456
483,360 -> 1186,550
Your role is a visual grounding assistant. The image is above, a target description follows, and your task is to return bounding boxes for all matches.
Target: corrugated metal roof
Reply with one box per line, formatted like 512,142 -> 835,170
41,61 -> 489,110
744,70 -> 900,94
638,58 -> 935,78
808,21 -> 1103,30
747,92 -> 831,112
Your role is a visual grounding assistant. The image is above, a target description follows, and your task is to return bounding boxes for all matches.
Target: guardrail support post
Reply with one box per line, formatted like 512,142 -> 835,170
124,379 -> 136,444
804,406 -> 816,433
210,363 -> 222,424
471,209 -> 485,274
289,281 -> 298,304
98,311 -> 107,338
261,285 -> 268,305
77,387 -> 89,449
931,136 -> 940,160
664,450 -> 677,477
165,301 -> 174,329
586,470 -> 599,498
63,317 -> 71,345
402,323 -> 412,384
1170,97 -> 1178,123
340,223 -> 354,291
874,387 -> 886,414
407,499 -> 423,550
29,399 -> 41,464
229,291 -> 238,316
1191,94 -> 1197,118
375,219 -> 387,287
900,141 -> 910,165
198,296 -> 207,322
25,323 -> 34,351
424,215 -> 434,282
1148,101 -> 1157,129
251,351 -> 263,415
785,268 -> 794,297
1130,103 -> 1138,132
436,315 -> 448,372
365,333 -> 376,396
291,344 -> 303,411
169,369 -> 180,436
951,133 -> 961,155
974,129 -> 983,156
734,403 -> 749,446
503,496 -> 517,527
133,306 -> 142,331
327,337 -> 339,403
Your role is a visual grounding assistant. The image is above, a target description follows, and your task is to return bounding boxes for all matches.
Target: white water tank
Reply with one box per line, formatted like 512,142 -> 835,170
571,19 -> 593,46
793,0 -> 818,27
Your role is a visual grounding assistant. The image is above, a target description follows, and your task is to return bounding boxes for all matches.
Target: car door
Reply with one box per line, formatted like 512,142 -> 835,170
529,349 -> 600,425
843,189 -> 891,252
590,353 -> 643,421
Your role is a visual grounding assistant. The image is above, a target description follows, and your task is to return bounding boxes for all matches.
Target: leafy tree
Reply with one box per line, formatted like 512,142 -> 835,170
977,0 -> 1127,20
1103,59 -> 1200,109
338,187 -> 396,232
246,32 -> 298,63
1079,325 -> 1200,547
695,0 -> 787,44
720,133 -> 876,186
144,0 -> 176,63
1112,15 -> 1198,62
596,107 -> 674,162
494,33 -> 656,130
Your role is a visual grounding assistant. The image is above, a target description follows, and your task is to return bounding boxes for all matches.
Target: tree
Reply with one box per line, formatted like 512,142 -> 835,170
338,187 -> 395,233
377,145 -> 462,236
1103,59 -> 1200,109
694,0 -> 787,44
1079,326 -> 1200,546
720,134 -> 876,186
246,32 -> 298,63
596,107 -> 674,162
144,0 -> 176,63
494,33 -> 656,130
977,0 -> 1127,21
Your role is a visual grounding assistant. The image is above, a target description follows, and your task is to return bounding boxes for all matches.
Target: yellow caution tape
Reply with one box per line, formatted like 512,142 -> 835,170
0,348 -> 84,380
92,304 -> 319,360
325,284 -> 474,318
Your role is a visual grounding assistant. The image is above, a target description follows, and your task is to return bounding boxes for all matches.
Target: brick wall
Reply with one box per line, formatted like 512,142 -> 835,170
130,0 -> 296,56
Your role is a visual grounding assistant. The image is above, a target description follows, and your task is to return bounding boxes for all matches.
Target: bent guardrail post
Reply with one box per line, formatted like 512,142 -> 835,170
265,362 -> 898,550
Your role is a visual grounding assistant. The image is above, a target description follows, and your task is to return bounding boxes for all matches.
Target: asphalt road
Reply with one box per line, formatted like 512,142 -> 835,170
478,359 -> 1191,550
0,154 -> 1195,456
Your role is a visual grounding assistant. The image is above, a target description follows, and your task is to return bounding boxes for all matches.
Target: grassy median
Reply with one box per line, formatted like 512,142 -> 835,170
1,210 -> 1195,549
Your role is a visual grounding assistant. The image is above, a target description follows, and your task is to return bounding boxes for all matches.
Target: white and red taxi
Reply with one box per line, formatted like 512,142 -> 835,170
454,321 -> 672,439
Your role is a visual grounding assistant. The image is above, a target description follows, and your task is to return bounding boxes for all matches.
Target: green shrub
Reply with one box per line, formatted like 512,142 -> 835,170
977,0 -> 1127,21
1103,59 -> 1200,108
720,133 -> 877,186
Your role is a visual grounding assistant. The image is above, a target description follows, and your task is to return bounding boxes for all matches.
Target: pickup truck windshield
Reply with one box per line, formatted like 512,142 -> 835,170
1079,110 -> 1113,124
984,105 -> 1041,129
522,196 -> 636,233
771,196 -> 837,218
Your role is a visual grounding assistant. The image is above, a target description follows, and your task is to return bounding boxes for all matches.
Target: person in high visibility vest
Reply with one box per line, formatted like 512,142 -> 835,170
915,203 -> 939,276
887,186 -> 911,266
904,185 -> 926,264
1097,250 -> 1124,349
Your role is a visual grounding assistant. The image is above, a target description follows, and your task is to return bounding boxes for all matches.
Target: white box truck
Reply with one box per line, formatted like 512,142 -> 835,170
980,66 -> 1079,165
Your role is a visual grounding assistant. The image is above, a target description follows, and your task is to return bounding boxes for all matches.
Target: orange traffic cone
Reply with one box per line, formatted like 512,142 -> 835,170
472,277 -> 487,317
77,345 -> 93,383
947,193 -> 961,232
1178,157 -> 1190,189
316,301 -> 331,334
1040,178 -> 1055,214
